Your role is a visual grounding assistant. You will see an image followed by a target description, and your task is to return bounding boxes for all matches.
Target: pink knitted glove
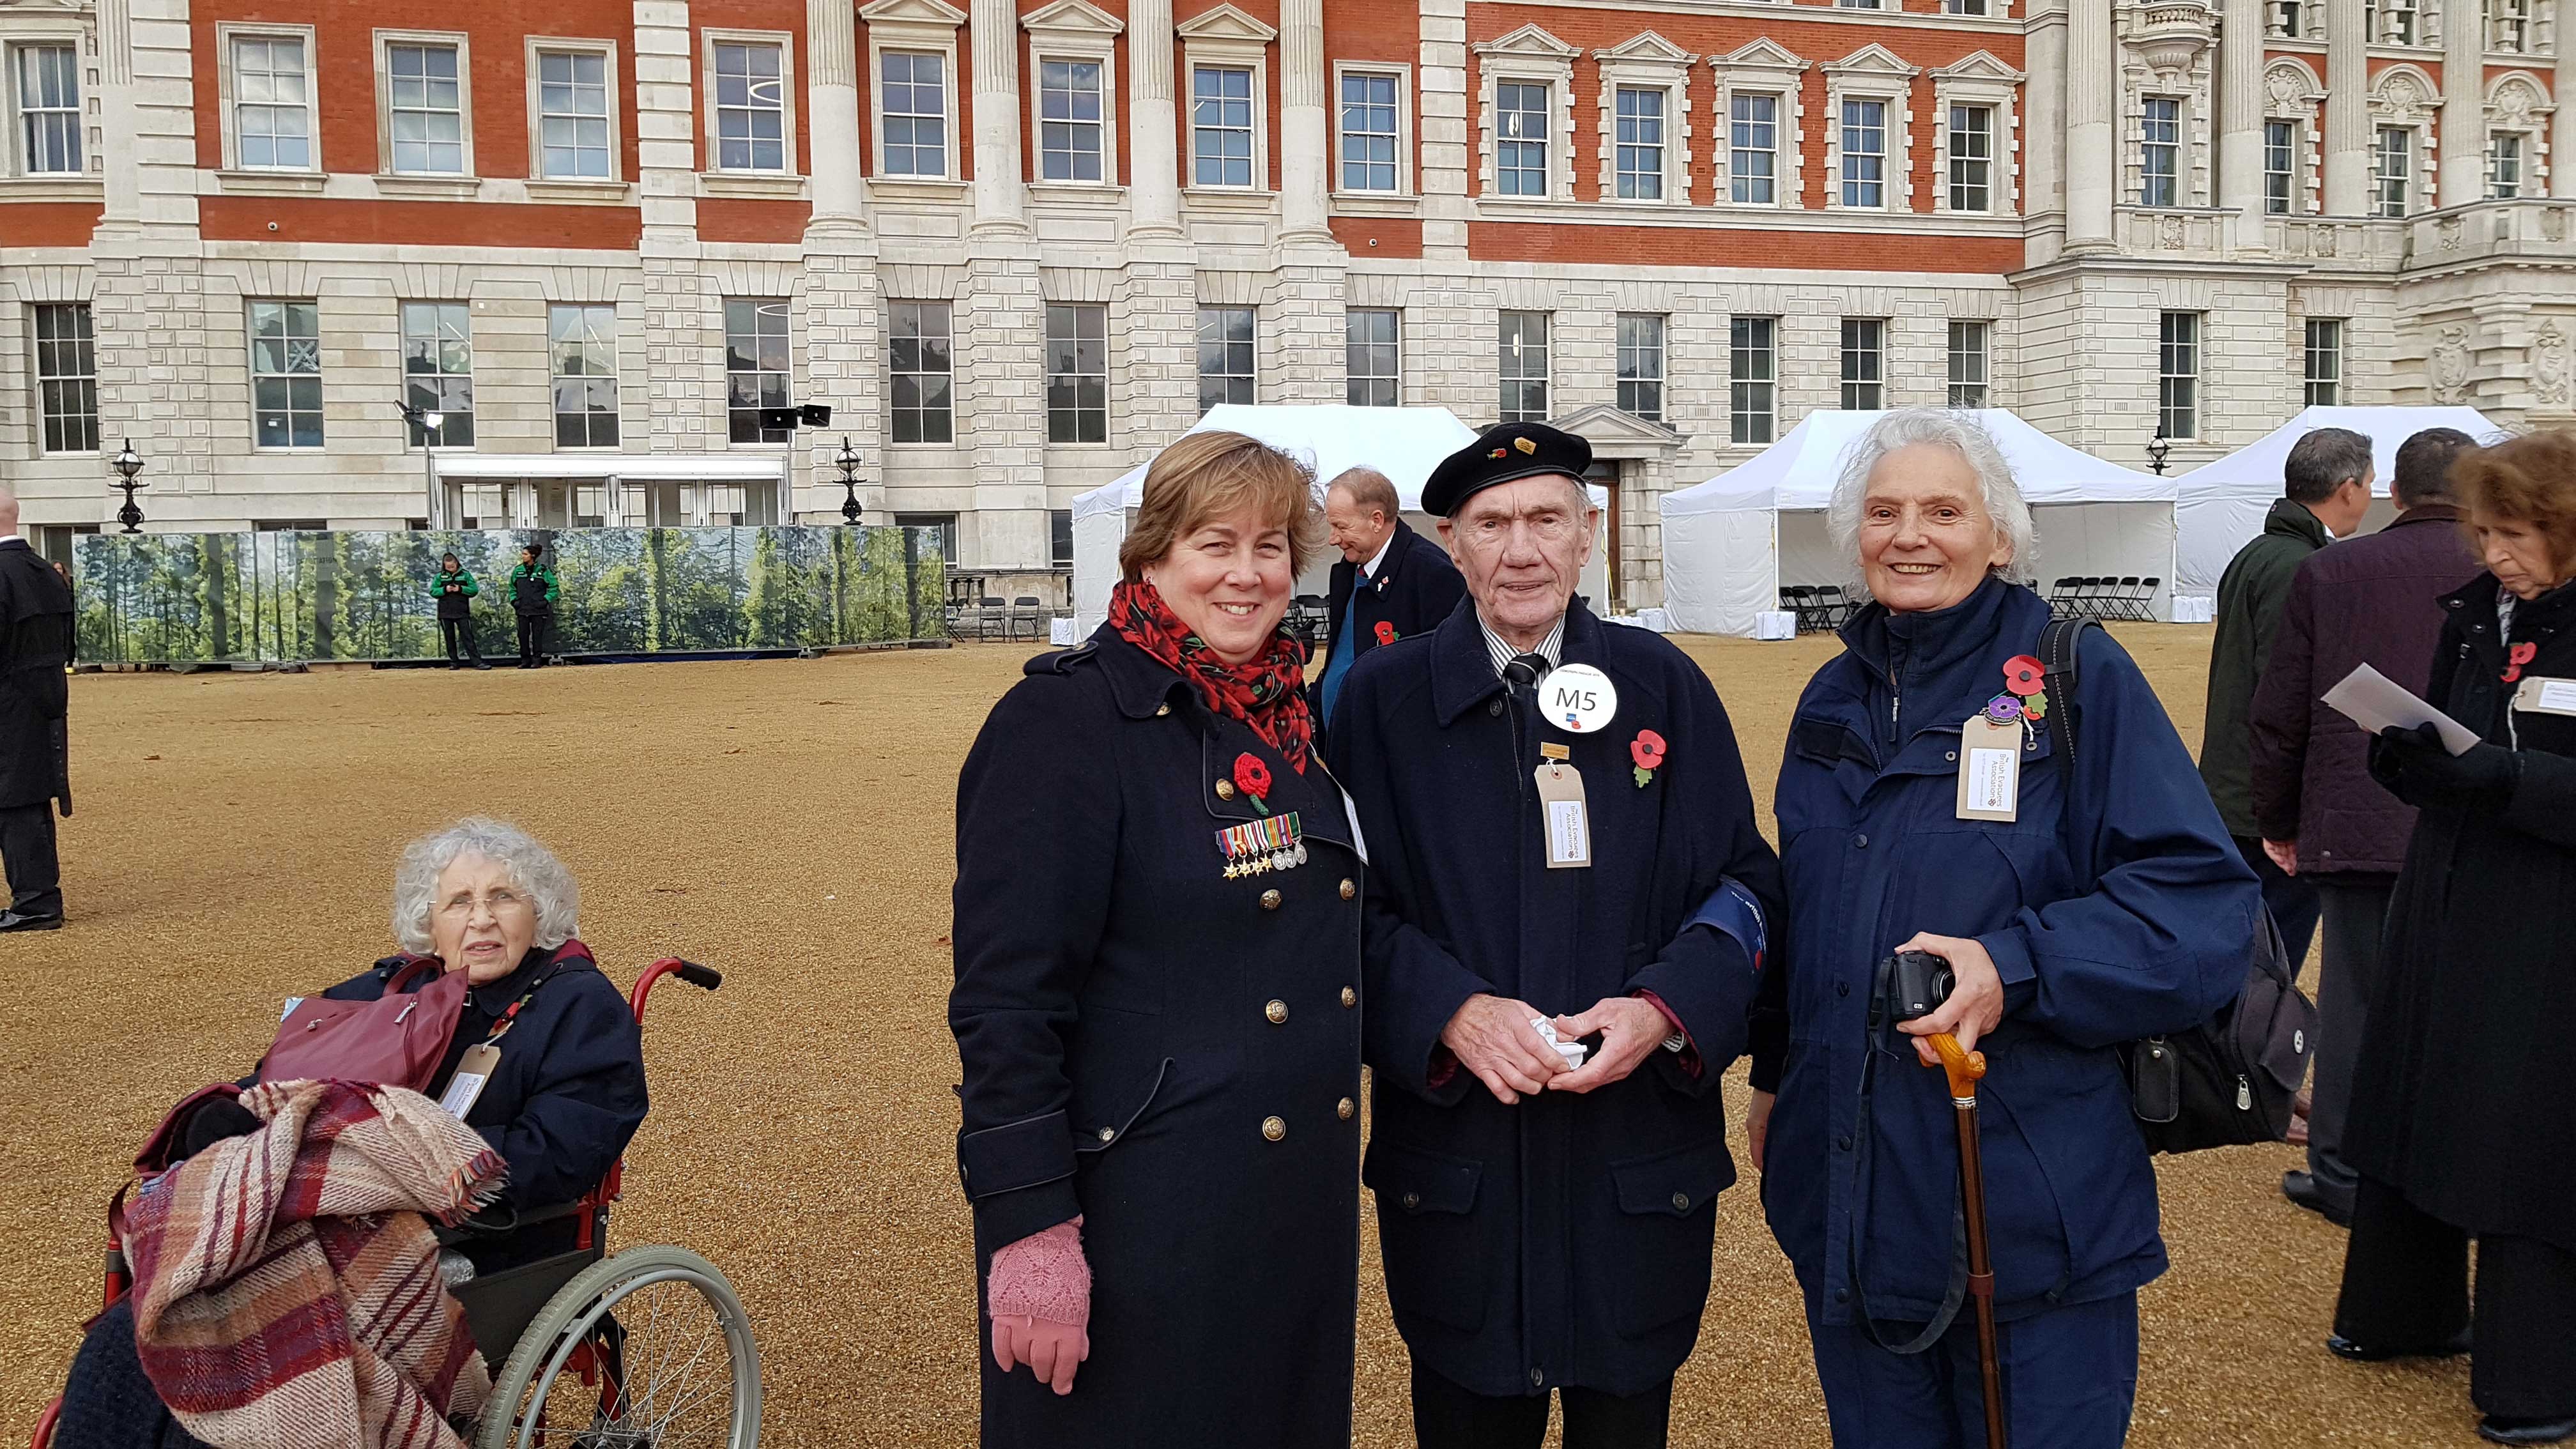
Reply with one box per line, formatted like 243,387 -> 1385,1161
988,1215 -> 1092,1395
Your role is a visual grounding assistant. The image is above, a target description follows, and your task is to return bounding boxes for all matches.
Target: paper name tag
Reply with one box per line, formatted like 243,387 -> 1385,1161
1535,762 -> 1591,868
1956,717 -> 2021,822
2514,676 -> 2576,717
438,1043 -> 501,1118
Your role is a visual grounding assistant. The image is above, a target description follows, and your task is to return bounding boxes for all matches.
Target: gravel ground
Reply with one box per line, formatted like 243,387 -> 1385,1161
0,629 -> 2478,1447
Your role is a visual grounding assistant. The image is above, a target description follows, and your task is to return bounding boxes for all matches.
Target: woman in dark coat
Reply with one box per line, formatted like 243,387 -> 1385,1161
508,544 -> 559,669
950,431 -> 1364,1448
51,817 -> 648,1449
2334,431 -> 2576,1447
432,551 -> 489,670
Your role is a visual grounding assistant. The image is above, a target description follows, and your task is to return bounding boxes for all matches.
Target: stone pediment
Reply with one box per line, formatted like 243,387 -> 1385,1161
1715,37 -> 1811,75
1825,42 -> 1922,80
1177,3 -> 1276,43
1474,24 -> 1579,61
1548,403 -> 1685,452
858,0 -> 967,26
1021,0 -> 1124,38
1595,31 -> 1696,68
1933,50 -> 2024,85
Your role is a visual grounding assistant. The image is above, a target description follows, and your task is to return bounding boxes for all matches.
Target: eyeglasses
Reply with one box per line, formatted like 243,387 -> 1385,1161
436,889 -> 534,919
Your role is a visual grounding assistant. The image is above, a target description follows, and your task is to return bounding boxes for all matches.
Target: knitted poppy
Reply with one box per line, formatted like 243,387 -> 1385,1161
1234,753 -> 1274,815
1375,620 -> 1397,646
2002,656 -> 2046,697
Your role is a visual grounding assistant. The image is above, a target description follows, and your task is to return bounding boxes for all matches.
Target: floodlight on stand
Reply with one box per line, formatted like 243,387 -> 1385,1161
108,438 -> 148,533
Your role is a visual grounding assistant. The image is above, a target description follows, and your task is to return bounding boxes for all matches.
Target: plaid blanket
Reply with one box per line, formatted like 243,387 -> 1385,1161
121,1080 -> 507,1449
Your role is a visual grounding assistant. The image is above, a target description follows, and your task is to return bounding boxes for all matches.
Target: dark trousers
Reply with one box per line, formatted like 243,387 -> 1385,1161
440,616 -> 482,665
2234,835 -> 2321,977
2336,1177 -> 2576,1419
1409,1365 -> 1671,1449
54,1298 -> 217,1449
516,612 -> 550,668
2306,878 -> 2395,1213
1804,1286 -> 2139,1449
0,800 -> 61,917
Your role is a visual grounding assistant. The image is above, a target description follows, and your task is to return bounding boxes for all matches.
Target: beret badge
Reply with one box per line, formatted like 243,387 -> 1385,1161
1514,437 -> 1537,454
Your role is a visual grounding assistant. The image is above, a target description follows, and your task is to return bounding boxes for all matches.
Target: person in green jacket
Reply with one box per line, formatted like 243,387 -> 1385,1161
430,552 -> 489,670
2200,426 -> 2375,973
509,543 -> 561,669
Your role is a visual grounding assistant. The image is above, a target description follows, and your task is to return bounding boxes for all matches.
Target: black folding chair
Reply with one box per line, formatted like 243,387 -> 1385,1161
2113,577 -> 2147,622
1816,585 -> 1855,629
2047,577 -> 2078,610
1781,586 -> 1823,633
2136,578 -> 2161,621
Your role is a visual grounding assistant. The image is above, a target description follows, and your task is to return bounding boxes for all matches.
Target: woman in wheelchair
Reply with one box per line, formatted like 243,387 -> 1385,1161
51,818 -> 649,1449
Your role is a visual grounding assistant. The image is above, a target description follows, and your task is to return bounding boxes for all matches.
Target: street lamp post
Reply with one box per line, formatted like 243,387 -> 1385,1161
108,439 -> 147,533
401,402 -> 445,524
2145,431 -> 2172,477
833,436 -> 865,525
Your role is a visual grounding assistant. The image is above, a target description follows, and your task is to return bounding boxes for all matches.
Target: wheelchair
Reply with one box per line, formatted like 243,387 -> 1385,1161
31,958 -> 760,1449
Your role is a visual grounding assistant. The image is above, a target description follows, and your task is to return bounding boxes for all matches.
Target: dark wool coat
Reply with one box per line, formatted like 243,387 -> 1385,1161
0,540 -> 73,810
951,627 -> 1365,1449
2202,499 -> 2332,837
2347,575 -> 2576,1254
1330,598 -> 1784,1400
1759,579 -> 2257,1328
2248,505 -> 2485,877
1314,522 -> 1466,720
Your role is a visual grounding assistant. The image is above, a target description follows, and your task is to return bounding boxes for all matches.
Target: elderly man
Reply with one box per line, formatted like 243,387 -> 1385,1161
1314,466 -> 1465,735
1330,424 -> 1782,1449
0,487 -> 71,931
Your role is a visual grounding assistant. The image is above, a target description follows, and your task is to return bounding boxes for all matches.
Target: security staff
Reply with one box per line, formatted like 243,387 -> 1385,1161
0,486 -> 72,932
431,551 -> 491,670
509,543 -> 559,669
1314,467 -> 1465,736
1331,424 -> 1782,1449
951,431 -> 1366,1448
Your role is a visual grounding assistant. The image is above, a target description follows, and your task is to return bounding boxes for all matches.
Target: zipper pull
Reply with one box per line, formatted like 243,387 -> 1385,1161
2235,1076 -> 2252,1112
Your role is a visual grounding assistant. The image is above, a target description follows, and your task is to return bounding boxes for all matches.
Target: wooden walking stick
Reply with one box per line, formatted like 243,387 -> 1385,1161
1925,1032 -> 2005,1449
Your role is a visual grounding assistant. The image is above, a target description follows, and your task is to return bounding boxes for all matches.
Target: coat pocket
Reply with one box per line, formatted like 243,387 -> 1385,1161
1071,1057 -> 1176,1156
1363,1138 -> 1487,1332
1605,1135 -> 1735,1336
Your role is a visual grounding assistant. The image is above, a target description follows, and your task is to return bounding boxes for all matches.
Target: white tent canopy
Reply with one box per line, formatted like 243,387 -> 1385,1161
1070,404 -> 1607,632
1658,410 -> 2178,637
2172,405 -> 2508,602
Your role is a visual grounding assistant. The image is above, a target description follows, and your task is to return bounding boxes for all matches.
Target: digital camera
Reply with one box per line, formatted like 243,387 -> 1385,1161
1881,949 -> 1955,1023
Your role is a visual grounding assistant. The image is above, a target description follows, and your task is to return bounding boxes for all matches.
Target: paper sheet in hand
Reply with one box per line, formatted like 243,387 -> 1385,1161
2320,664 -> 2481,756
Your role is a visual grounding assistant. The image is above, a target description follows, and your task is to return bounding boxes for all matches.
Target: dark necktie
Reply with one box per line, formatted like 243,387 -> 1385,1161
1502,652 -> 1551,696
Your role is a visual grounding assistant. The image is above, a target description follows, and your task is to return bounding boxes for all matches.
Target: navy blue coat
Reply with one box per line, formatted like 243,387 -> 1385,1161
951,627 -> 1365,1448
1758,578 -> 2256,1331
1330,598 -> 1784,1399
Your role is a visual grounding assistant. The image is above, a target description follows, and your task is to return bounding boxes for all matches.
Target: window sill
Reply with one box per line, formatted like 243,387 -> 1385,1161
1028,181 -> 1126,206
1182,187 -> 1277,211
699,172 -> 809,199
373,174 -> 484,200
525,178 -> 631,203
217,169 -> 327,195
868,176 -> 971,203
1328,191 -> 1417,215
0,174 -> 102,203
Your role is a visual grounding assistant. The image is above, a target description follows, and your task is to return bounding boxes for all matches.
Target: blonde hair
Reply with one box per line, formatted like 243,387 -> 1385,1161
1118,431 -> 1326,581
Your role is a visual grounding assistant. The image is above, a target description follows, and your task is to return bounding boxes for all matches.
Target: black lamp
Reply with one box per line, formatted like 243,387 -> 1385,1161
833,436 -> 865,525
109,438 -> 147,533
2145,431 -> 2172,477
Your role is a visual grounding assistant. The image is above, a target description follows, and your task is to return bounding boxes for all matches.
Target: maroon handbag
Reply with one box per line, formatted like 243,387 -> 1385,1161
259,956 -> 471,1092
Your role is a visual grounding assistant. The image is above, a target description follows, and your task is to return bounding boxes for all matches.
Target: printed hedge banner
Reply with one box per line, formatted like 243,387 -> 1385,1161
73,526 -> 947,664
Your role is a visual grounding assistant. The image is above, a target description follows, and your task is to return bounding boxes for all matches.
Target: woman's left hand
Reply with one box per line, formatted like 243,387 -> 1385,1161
1892,931 -> 2005,1067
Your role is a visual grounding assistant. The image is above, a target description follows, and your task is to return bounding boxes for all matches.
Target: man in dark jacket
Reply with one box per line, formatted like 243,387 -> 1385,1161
431,551 -> 490,670
508,543 -> 560,669
2250,427 -> 2482,1225
1332,424 -> 1782,1449
1314,466 -> 1466,738
2200,426 -> 2375,972
0,487 -> 72,931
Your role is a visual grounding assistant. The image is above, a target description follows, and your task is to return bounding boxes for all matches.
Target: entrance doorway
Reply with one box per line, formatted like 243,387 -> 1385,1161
1586,460 -> 1621,607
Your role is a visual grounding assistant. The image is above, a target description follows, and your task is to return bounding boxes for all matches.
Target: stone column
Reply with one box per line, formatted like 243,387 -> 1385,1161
2023,0 -> 2068,263
2064,0 -> 2116,251
2442,0 -> 2486,204
2323,0 -> 2368,213
970,0 -> 1029,233
1278,0 -> 1331,243
2218,0 -> 2267,250
806,0 -> 871,235
2557,81 -> 2576,197
1126,0 -> 1183,236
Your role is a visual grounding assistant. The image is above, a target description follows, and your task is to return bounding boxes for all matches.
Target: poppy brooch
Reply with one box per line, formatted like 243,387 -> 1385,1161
2504,641 -> 2538,684
1375,620 -> 1398,646
1631,729 -> 1667,788
1989,654 -> 2049,723
1234,753 -> 1274,816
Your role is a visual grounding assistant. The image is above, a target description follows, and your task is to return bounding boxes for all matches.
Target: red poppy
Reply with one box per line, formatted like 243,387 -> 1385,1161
1631,729 -> 1667,770
2505,641 -> 2539,683
1233,752 -> 1273,806
1375,620 -> 1398,646
2002,656 -> 2046,698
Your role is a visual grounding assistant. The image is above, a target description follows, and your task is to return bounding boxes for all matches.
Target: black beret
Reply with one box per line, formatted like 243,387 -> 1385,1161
1422,423 -> 1593,517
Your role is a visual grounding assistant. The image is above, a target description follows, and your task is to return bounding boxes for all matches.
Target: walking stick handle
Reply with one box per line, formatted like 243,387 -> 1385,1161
1923,1032 -> 1986,1100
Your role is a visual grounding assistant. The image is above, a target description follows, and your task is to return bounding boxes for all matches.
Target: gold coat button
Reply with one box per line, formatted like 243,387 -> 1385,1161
1265,999 -> 1289,1024
1155,703 -> 1170,717
1339,878 -> 1356,900
1341,986 -> 1357,1008
1261,1115 -> 1286,1142
1216,779 -> 1236,800
1099,1127 -> 1116,1142
1261,889 -> 1282,910
1337,1097 -> 1356,1120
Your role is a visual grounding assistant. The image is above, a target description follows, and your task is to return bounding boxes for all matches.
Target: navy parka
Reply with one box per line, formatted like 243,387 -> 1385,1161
1756,578 -> 2256,1329
1330,597 -> 1784,1399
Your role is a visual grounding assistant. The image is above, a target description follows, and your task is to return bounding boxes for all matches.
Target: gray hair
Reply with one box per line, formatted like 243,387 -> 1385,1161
1825,409 -> 2038,588
390,816 -> 580,955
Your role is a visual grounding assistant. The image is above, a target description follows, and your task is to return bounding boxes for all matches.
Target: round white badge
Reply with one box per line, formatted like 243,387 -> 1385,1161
1540,663 -> 1620,734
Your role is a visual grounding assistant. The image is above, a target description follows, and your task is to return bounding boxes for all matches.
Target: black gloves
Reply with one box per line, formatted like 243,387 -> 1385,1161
2369,723 -> 2522,813
178,1096 -> 263,1158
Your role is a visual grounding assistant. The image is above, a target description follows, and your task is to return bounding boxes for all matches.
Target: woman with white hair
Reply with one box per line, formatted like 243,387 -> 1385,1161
1747,410 -> 2257,1446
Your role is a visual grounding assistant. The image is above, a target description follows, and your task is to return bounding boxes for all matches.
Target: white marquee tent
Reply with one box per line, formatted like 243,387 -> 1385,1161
2173,405 -> 2509,604
1070,404 -> 1607,632
1658,410 -> 2178,637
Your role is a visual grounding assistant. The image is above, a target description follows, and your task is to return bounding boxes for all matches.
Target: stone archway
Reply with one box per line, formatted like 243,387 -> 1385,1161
1545,404 -> 1687,612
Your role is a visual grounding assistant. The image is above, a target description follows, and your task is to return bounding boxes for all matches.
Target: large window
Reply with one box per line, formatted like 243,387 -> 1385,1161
536,50 -> 612,180
549,303 -> 619,448
1347,309 -> 1400,406
724,297 -> 792,443
1496,81 -> 1549,197
33,303 -> 96,455
1947,103 -> 1993,212
2492,0 -> 2533,51
712,41 -> 786,172
1841,319 -> 1885,410
401,302 -> 475,447
1730,317 -> 1777,445
1616,314 -> 1665,422
1947,321 -> 1990,409
2264,119 -> 2296,215
2141,96 -> 2180,207
1038,59 -> 1105,181
1339,71 -> 1399,192
889,300 -> 954,445
249,299 -> 323,449
2271,1 -> 2304,36
2374,125 -> 2413,218
2492,132 -> 2526,199
1729,93 -> 1778,204
232,36 -> 312,170
2304,318 -> 2343,407
1614,88 -> 1664,201
1046,303 -> 1107,443
894,512 -> 958,562
1192,65 -> 1254,187
880,51 -> 946,177
1840,98 -> 1886,208
1498,311 -> 1549,423
1197,307 -> 1255,413
13,43 -> 80,175
2159,310 -> 2200,440
387,42 -> 465,174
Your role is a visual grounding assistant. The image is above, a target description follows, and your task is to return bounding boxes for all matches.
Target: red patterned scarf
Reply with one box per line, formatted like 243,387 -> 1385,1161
1110,579 -> 1314,772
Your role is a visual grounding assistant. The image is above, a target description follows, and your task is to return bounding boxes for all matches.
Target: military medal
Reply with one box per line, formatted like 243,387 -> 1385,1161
1216,811 -> 1302,878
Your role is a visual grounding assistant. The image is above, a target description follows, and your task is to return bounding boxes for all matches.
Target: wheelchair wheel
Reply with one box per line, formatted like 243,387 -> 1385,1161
477,1245 -> 760,1449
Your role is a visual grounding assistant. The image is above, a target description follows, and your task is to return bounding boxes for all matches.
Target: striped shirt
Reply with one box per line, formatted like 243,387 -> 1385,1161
1480,612 -> 1567,679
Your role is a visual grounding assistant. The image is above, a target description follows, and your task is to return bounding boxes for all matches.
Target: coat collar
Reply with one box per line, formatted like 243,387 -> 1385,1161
2441,572 -> 2576,632
1836,573 -> 2023,682
2266,497 -> 2331,548
1073,624 -> 1193,720
1431,595 -> 1603,725
2386,502 -> 2463,530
